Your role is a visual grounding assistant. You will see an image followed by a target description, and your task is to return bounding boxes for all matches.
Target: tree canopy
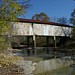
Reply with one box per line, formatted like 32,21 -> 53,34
0,0 -> 29,51
69,9 -> 75,39
57,17 -> 68,24
69,9 -> 75,25
0,0 -> 29,34
32,12 -> 50,22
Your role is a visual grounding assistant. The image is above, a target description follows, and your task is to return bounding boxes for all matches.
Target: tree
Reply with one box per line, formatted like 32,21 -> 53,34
69,9 -> 75,25
0,0 -> 29,52
69,9 -> 75,39
32,12 -> 50,22
57,17 -> 68,24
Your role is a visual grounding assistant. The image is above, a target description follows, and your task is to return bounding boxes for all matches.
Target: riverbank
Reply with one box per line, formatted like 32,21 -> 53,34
12,57 -> 74,75
0,49 -> 75,75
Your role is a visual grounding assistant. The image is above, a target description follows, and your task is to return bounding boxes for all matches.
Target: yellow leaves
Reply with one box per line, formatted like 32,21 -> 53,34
10,2 -> 19,10
0,55 -> 23,66
0,0 -> 26,52
0,21 -> 10,35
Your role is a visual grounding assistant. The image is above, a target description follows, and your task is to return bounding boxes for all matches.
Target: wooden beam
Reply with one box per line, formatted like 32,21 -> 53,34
32,23 -> 36,55
54,36 -> 57,48
46,36 -> 49,54
33,34 -> 36,55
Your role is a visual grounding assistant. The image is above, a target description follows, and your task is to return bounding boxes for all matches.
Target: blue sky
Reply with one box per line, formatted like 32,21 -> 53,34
20,0 -> 75,20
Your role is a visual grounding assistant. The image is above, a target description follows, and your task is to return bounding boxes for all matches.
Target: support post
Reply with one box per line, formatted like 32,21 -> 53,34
27,36 -> 30,56
54,36 -> 57,58
32,23 -> 36,56
46,36 -> 49,54
33,34 -> 36,55
54,36 -> 57,48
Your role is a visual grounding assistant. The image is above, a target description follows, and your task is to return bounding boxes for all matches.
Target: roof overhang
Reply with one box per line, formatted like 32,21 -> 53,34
18,18 -> 73,28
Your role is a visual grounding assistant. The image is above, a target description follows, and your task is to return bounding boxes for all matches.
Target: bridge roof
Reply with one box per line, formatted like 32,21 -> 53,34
18,18 -> 73,27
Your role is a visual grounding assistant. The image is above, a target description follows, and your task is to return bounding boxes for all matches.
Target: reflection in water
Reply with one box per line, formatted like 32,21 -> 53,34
12,49 -> 75,75
37,64 -> 75,75
51,64 -> 75,75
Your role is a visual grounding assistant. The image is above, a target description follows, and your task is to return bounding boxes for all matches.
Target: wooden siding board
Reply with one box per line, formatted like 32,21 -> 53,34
11,22 -> 72,36
11,22 -> 33,35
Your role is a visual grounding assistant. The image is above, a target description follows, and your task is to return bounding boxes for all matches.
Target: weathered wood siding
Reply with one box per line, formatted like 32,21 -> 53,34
53,26 -> 72,36
33,24 -> 54,36
11,22 -> 72,36
12,22 -> 33,35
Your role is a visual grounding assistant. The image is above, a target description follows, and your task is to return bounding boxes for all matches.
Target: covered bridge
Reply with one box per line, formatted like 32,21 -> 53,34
10,18 -> 73,56
11,18 -> 72,47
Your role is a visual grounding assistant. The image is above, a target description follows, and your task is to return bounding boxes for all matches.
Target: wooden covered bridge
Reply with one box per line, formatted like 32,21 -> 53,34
10,18 -> 73,56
